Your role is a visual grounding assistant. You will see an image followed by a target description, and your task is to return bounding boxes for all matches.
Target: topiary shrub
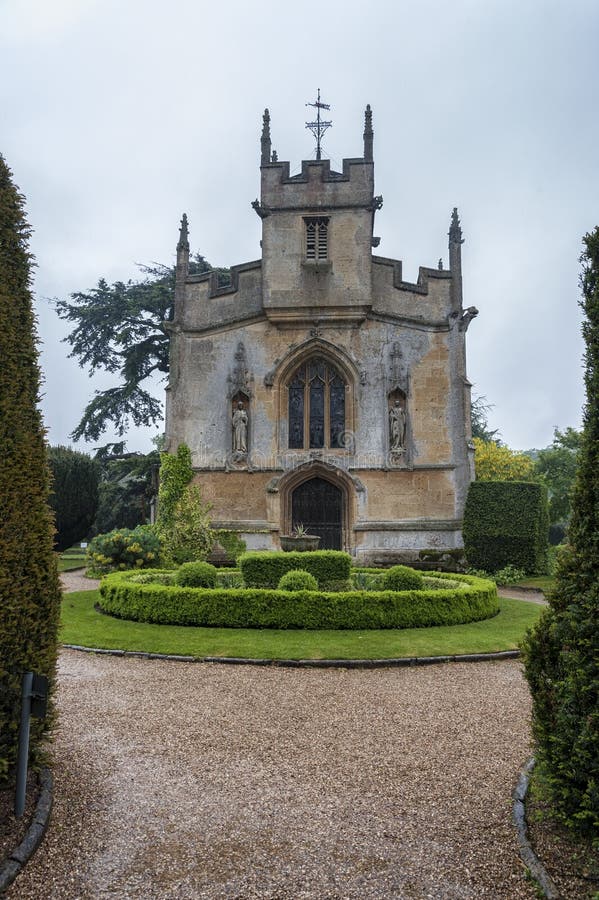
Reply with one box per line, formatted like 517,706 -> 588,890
0,157 -> 62,782
86,525 -> 161,575
99,570 -> 498,630
239,550 -> 351,589
175,561 -> 217,588
463,481 -> 549,574
278,569 -> 318,592
382,565 -> 424,591
522,228 -> 599,839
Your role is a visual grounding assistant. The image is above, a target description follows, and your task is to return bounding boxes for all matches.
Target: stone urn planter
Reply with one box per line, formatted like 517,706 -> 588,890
280,534 -> 320,552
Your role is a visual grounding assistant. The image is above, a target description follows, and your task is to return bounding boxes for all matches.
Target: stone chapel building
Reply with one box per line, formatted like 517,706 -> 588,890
164,105 -> 478,565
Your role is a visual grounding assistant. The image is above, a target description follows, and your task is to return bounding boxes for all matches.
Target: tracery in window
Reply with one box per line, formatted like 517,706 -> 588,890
305,217 -> 329,261
288,357 -> 346,449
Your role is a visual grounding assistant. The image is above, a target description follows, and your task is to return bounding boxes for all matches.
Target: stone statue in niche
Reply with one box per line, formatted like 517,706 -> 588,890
389,399 -> 406,452
232,401 -> 248,454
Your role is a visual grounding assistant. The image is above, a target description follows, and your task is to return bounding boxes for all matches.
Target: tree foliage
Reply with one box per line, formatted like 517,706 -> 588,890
92,444 -> 160,535
54,255 -> 211,442
470,394 -> 500,442
0,156 -> 62,780
523,228 -> 599,838
473,437 -> 536,482
534,427 -> 582,525
47,445 -> 99,550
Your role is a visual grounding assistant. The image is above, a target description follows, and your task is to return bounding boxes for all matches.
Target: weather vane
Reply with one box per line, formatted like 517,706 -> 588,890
305,88 -> 332,160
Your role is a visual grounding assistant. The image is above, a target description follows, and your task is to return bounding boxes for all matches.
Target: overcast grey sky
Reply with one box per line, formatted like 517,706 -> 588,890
1,0 -> 596,454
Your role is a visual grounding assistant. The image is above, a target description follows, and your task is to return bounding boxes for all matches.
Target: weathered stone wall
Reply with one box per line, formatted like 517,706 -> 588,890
165,136 -> 474,561
167,317 -> 460,472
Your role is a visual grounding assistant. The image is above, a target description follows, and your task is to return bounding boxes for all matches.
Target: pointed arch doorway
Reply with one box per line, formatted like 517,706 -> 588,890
291,476 -> 343,550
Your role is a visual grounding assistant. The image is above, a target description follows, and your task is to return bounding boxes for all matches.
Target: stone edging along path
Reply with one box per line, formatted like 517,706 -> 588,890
513,758 -> 560,899
62,643 -> 521,668
0,768 -> 53,894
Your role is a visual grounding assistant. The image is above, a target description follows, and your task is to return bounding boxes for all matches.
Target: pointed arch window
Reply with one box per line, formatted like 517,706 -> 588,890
304,217 -> 329,261
288,357 -> 346,449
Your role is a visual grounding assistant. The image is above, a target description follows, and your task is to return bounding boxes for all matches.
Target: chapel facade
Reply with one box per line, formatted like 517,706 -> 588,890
164,106 -> 478,565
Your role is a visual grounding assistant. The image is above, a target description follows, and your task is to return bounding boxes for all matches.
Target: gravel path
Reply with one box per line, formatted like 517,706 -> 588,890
8,651 -> 536,899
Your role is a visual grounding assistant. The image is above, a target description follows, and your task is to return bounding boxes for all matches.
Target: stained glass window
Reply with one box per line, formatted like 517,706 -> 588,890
288,370 -> 305,449
287,358 -> 346,450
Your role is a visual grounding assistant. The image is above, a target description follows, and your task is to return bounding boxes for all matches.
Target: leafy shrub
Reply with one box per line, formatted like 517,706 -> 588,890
546,544 -> 566,576
99,571 -> 498,630
47,445 -> 99,550
351,571 -> 384,591
493,565 -> 526,585
128,571 -> 175,585
213,530 -> 247,564
216,569 -> 244,588
422,576 -> 463,590
239,550 -> 352,589
86,525 -> 161,575
382,565 -> 424,591
156,444 -> 193,533
175,561 -> 217,588
160,483 -> 214,565
324,579 -> 353,592
278,569 -> 318,591
463,481 -> 549,574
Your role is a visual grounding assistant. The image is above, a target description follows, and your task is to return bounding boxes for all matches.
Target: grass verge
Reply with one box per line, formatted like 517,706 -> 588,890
61,590 -> 542,660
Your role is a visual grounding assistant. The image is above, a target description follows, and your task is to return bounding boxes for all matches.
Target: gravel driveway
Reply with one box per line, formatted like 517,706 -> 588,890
8,648 -> 536,899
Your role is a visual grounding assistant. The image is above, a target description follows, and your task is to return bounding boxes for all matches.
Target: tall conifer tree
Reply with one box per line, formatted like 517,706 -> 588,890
523,228 -> 599,836
0,156 -> 62,779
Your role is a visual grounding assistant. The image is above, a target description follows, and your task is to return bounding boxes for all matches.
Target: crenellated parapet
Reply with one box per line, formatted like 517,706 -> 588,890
179,259 -> 263,331
260,157 -> 375,211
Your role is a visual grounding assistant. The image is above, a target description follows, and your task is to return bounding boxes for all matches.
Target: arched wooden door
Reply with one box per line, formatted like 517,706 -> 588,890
291,477 -> 343,550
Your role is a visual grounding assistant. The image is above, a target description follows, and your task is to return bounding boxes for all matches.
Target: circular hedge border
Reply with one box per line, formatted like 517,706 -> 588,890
98,570 -> 498,631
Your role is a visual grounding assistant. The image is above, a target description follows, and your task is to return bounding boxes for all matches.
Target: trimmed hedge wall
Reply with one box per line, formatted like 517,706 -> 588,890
463,481 -> 549,574
98,570 -> 498,630
239,550 -> 352,589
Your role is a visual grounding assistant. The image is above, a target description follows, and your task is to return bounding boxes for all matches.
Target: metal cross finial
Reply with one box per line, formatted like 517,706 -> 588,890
305,89 -> 332,160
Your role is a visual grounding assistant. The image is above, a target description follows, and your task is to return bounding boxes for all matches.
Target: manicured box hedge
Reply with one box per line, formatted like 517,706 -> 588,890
463,481 -> 549,574
238,550 -> 352,589
98,570 -> 498,630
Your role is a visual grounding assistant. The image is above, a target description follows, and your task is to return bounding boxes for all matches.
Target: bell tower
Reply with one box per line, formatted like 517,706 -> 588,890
253,101 -> 381,327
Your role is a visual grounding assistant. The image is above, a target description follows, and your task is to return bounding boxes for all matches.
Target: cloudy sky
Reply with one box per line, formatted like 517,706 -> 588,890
2,0 -> 597,454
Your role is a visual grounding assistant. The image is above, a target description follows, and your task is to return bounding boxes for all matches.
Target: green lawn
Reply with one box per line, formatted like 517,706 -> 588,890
60,590 -> 543,660
57,555 -> 87,572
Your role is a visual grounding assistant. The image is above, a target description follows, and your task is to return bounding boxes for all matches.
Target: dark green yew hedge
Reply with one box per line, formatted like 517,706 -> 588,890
463,481 -> 549,574
239,550 -> 352,589
98,570 -> 498,630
